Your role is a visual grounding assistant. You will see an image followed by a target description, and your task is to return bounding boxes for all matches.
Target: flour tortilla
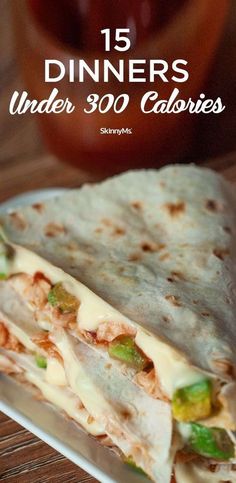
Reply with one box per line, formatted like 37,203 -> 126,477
1,165 -> 236,381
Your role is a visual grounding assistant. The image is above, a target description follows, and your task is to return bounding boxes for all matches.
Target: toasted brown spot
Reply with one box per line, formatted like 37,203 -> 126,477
213,248 -> 230,260
223,226 -> 232,234
44,222 -> 67,237
205,199 -> 224,213
165,295 -> 182,307
34,389 -> 46,402
163,201 -> 185,217
118,266 -> 125,274
32,203 -> 44,213
141,242 -> 156,252
159,252 -> 170,262
159,181 -> 166,188
65,241 -> 79,251
175,271 -> 185,279
77,401 -> 84,410
131,201 -> 143,210
112,227 -> 126,237
101,218 -> 113,227
141,242 -> 165,253
192,300 -> 198,305
87,414 -> 95,424
163,316 -> 171,324
128,253 -> 142,262
9,212 -> 28,231
120,408 -> 132,420
95,227 -> 103,234
105,363 -> 112,369
169,271 -> 185,282
201,312 -> 210,317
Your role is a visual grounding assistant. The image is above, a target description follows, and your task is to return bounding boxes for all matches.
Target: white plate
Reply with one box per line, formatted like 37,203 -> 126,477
0,189 -> 148,483
0,188 -> 68,213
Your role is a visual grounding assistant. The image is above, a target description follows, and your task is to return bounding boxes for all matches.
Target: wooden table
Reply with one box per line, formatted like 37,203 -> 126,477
1,1 -> 236,482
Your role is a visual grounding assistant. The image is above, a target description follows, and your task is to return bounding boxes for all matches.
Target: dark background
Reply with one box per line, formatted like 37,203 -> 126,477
1,0 -> 236,168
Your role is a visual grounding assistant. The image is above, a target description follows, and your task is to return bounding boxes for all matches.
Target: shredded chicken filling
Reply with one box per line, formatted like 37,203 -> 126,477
0,321 -> 24,353
8,272 -> 165,400
1,270 -> 236,478
3,272 -> 236,466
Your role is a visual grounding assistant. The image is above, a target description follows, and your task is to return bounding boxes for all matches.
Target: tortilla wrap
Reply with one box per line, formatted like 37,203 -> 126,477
0,165 -> 236,481
0,281 -> 173,482
1,165 -> 236,378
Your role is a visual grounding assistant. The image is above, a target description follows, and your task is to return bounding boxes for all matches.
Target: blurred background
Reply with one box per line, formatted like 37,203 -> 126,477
0,0 -> 236,199
0,2 -> 236,481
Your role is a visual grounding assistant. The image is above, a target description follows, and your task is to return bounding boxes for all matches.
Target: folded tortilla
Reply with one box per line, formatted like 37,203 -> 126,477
0,165 -> 236,482
0,282 -> 173,482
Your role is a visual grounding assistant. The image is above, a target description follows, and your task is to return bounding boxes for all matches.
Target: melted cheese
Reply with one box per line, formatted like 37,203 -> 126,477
11,244 -> 210,398
52,329 -> 114,421
45,357 -> 67,386
4,349 -> 104,436
52,328 -> 174,482
135,329 -> 206,397
25,371 -> 103,436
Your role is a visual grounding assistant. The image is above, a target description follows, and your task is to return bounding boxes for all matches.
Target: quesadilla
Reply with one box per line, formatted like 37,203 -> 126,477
0,165 -> 236,482
0,278 -> 173,482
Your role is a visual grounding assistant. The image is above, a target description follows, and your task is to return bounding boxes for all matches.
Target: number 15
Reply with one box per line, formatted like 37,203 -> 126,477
101,28 -> 131,52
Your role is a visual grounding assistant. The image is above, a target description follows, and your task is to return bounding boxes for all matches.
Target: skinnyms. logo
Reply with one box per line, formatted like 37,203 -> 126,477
100,127 -> 132,135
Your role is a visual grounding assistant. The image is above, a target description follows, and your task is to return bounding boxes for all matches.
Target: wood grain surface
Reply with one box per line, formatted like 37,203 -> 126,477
0,411 -> 97,483
0,0 -> 236,482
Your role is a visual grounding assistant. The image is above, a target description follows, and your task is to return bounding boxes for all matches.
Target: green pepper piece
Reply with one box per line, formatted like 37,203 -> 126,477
0,242 -> 13,280
48,283 -> 80,313
188,423 -> 234,460
124,456 -> 147,476
172,380 -> 212,422
35,354 -> 47,369
108,336 -> 149,371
